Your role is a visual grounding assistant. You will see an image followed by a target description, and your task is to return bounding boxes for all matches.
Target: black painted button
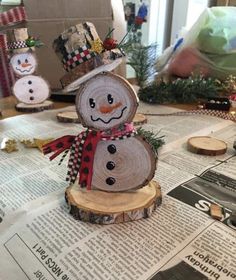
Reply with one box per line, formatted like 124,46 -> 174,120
106,161 -> 115,170
68,137 -> 74,143
107,144 -> 116,154
28,80 -> 32,85
86,143 -> 93,151
82,167 -> 89,174
106,177 -> 116,185
83,156 -> 90,162
56,142 -> 64,148
91,131 -> 97,136
29,96 -> 34,101
29,89 -> 34,93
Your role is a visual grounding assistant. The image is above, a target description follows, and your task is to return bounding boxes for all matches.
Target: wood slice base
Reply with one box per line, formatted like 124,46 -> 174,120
187,136 -> 227,156
57,111 -> 80,123
15,100 -> 53,113
133,113 -> 147,126
65,180 -> 162,224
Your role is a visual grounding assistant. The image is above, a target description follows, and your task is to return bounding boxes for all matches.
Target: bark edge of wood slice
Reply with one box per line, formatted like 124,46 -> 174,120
187,136 -> 227,156
133,113 -> 147,126
57,111 -> 80,123
65,180 -> 162,224
15,100 -> 53,112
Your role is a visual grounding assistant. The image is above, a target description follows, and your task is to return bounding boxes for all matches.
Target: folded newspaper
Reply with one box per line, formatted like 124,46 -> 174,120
0,103 -> 235,280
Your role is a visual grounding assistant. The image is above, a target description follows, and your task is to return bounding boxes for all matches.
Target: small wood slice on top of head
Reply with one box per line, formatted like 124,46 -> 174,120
65,180 -> 162,224
57,111 -> 80,123
133,113 -> 147,126
187,136 -> 227,156
15,100 -> 53,113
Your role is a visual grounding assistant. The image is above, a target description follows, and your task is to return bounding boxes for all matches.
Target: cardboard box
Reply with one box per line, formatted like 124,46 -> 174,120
24,0 -> 113,90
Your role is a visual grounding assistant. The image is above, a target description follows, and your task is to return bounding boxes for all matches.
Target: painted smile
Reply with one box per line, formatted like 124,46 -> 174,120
91,106 -> 127,124
16,66 -> 33,73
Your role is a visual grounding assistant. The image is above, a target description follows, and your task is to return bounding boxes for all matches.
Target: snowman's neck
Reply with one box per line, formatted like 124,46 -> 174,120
101,122 -> 135,138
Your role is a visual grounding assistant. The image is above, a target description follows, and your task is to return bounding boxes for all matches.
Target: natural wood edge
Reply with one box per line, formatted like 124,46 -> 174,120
133,113 -> 148,126
56,111 -> 80,123
15,100 -> 54,113
65,181 -> 162,224
187,136 -> 227,156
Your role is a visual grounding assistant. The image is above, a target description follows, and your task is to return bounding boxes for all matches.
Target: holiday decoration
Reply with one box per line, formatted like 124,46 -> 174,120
43,24 -> 163,223
7,28 -> 52,112
53,22 -> 124,92
1,139 -> 18,153
139,75 -> 224,104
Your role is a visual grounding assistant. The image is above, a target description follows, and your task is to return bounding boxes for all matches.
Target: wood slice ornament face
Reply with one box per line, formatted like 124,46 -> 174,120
10,53 -> 37,76
13,75 -> 50,104
76,73 -> 139,130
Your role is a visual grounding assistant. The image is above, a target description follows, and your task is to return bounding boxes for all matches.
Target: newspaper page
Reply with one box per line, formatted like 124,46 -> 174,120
0,104 -> 236,279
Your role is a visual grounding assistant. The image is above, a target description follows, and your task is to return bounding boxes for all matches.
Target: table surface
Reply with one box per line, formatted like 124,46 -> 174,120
0,96 -> 200,120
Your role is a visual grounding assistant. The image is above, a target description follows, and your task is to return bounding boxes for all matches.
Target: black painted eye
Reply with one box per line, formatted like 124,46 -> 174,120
25,58 -> 28,63
107,94 -> 113,104
17,59 -> 21,65
89,98 -> 95,108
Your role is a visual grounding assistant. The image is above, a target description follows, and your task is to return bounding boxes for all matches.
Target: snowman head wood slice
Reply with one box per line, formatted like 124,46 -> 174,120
10,52 -> 37,76
76,72 -> 139,130
13,75 -> 50,104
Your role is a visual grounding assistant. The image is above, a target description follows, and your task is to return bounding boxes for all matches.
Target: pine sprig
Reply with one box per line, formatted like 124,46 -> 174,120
139,75 -> 224,104
136,127 -> 165,157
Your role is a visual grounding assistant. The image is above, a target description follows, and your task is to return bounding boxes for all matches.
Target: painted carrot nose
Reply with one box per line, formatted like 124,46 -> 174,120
21,63 -> 31,68
99,102 -> 122,114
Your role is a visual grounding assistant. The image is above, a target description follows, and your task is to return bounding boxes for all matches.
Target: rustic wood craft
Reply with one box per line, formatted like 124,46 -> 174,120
187,136 -> 227,156
57,111 -> 80,123
8,28 -> 51,111
15,100 -> 53,112
43,71 -> 161,223
65,180 -> 161,224
44,22 -> 161,223
53,22 -> 123,92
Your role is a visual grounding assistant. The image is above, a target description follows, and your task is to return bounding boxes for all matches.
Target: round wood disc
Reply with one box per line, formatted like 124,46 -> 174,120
57,111 -> 80,123
65,180 -> 162,224
133,113 -> 147,126
187,136 -> 227,156
15,100 -> 53,112
13,75 -> 50,104
76,72 -> 138,130
91,135 -> 156,192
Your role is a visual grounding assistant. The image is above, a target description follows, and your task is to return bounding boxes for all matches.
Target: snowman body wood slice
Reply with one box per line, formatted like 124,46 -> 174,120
8,28 -> 52,112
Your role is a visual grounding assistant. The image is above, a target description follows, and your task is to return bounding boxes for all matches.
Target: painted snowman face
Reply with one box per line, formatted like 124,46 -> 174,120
13,75 -> 50,104
10,53 -> 37,76
76,73 -> 138,130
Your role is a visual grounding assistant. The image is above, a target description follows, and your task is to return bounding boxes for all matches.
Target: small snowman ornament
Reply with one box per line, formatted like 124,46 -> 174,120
43,73 -> 162,224
43,22 -> 162,224
7,28 -> 52,112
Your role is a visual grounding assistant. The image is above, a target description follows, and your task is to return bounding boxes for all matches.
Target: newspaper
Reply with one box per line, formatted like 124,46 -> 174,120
0,103 -> 235,280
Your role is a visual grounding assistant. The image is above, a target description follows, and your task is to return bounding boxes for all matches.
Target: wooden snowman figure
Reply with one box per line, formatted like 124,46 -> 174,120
7,28 -> 52,112
43,23 -> 162,224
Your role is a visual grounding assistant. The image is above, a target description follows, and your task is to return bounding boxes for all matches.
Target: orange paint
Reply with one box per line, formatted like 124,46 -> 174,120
21,63 -> 32,68
99,102 -> 122,114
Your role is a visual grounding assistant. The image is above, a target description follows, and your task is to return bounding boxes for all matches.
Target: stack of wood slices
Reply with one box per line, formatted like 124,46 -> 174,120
44,22 -> 161,224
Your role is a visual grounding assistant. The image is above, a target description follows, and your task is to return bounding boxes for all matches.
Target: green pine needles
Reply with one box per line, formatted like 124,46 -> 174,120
136,127 -> 165,157
139,75 -> 224,104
